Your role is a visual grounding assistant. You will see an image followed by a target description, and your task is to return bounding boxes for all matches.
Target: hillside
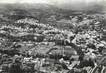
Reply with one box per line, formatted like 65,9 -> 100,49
0,3 -> 106,73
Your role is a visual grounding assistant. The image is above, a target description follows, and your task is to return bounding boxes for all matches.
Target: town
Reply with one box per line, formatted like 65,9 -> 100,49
0,3 -> 106,73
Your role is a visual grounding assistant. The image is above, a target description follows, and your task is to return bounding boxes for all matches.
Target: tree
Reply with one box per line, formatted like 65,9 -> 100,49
9,58 -> 23,73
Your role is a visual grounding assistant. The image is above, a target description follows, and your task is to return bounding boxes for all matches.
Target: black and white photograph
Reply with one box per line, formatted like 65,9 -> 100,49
0,0 -> 106,73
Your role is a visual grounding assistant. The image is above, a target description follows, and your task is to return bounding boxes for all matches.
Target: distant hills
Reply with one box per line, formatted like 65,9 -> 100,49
0,3 -> 105,23
0,3 -> 105,14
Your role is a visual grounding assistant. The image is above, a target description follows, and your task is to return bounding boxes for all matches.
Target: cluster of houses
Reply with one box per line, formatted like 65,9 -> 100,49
0,13 -> 106,73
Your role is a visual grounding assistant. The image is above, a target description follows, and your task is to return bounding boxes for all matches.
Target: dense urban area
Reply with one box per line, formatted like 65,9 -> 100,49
0,4 -> 106,73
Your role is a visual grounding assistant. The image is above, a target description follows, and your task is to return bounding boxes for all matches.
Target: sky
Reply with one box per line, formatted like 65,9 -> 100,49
0,0 -> 105,11
0,0 -> 105,4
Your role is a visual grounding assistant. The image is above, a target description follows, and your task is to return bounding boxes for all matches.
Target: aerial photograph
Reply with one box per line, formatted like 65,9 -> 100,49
0,0 -> 106,73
